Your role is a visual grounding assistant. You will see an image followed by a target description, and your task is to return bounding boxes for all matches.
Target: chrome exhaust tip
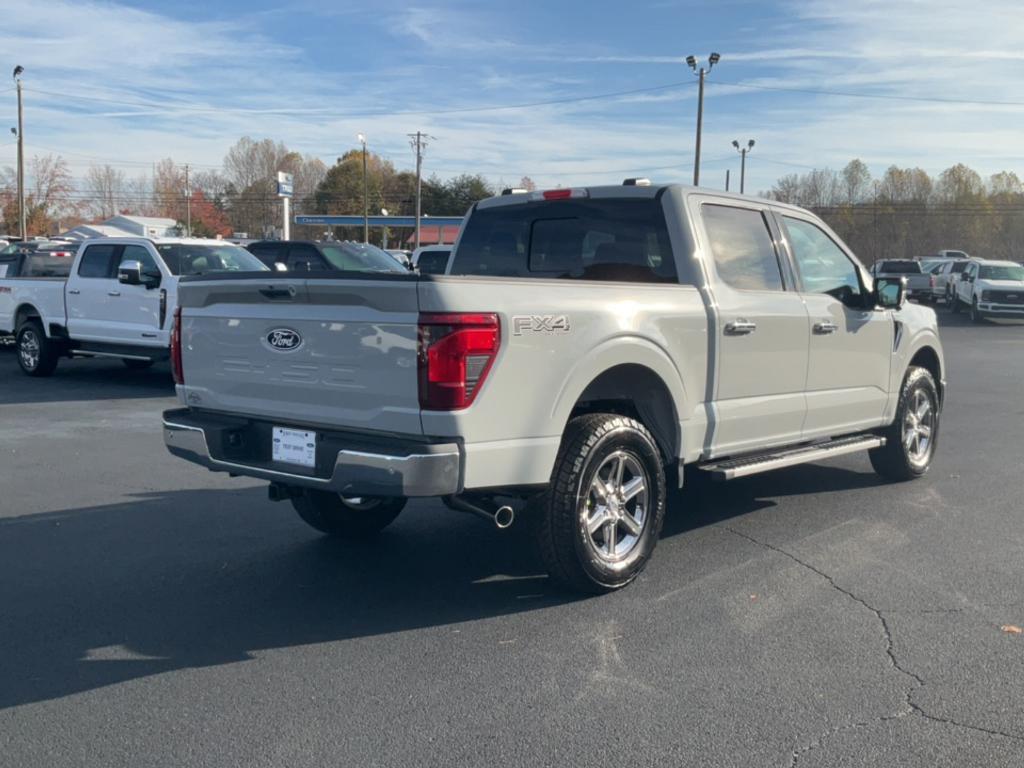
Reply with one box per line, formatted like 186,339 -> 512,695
494,505 -> 515,529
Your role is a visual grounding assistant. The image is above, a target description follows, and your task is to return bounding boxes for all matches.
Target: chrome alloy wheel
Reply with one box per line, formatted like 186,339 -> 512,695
903,388 -> 936,468
18,328 -> 40,372
582,450 -> 650,563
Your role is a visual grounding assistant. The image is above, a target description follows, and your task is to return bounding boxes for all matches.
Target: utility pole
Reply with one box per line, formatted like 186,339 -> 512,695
357,133 -> 368,243
725,169 -> 730,192
183,164 -> 192,236
732,139 -> 755,194
13,65 -> 25,240
408,131 -> 432,250
685,53 -> 720,187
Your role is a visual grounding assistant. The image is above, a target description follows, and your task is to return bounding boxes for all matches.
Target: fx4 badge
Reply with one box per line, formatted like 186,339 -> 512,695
512,315 -> 571,336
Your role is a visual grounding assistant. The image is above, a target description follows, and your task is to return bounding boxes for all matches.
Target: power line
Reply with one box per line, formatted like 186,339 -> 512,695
713,79 -> 1024,108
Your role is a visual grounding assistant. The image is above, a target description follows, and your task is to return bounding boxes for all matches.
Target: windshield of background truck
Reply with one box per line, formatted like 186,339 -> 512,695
156,244 -> 269,275
978,265 -> 1024,281
319,242 -> 406,272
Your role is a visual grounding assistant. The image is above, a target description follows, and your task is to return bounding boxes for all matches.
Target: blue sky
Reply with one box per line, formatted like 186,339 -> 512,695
2,0 -> 1024,198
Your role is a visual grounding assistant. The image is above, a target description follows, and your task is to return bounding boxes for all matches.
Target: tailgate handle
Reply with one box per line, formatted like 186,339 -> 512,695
259,287 -> 296,299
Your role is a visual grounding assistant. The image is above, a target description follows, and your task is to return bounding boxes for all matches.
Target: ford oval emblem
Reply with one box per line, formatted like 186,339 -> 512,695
267,328 -> 302,351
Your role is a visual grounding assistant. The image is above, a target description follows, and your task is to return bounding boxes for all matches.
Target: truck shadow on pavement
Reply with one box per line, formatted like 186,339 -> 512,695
0,464 -> 885,710
0,353 -> 174,405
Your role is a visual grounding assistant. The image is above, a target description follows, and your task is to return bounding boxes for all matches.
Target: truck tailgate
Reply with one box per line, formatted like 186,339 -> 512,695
177,276 -> 423,435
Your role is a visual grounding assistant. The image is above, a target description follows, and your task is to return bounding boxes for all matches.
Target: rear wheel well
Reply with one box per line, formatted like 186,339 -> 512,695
569,364 -> 678,464
910,346 -> 942,402
14,303 -> 42,328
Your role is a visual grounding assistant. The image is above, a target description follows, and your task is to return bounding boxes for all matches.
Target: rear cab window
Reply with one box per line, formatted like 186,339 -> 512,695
449,197 -> 677,283
877,260 -> 923,274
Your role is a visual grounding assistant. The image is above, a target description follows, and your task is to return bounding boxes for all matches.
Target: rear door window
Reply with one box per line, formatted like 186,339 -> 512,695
248,242 -> 286,268
701,204 -> 785,292
449,197 -> 676,283
416,250 -> 451,274
77,244 -> 119,278
288,244 -> 325,272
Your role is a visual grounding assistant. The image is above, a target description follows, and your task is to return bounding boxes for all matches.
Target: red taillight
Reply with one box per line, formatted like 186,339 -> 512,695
542,188 -> 574,200
170,306 -> 184,385
418,312 -> 500,410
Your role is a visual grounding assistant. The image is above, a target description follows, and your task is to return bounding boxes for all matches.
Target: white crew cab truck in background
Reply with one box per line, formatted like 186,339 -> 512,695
164,183 -> 945,593
0,238 -> 268,376
950,258 -> 1024,322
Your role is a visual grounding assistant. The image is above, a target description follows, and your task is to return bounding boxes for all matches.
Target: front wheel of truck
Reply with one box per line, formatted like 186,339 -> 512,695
291,490 -> 406,537
534,413 -> 667,594
869,366 -> 940,482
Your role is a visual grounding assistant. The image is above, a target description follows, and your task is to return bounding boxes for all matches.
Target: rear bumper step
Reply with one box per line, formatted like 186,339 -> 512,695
700,435 -> 885,481
163,408 -> 461,497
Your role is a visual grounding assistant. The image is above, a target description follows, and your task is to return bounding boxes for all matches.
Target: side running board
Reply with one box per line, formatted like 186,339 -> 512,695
699,435 -> 885,481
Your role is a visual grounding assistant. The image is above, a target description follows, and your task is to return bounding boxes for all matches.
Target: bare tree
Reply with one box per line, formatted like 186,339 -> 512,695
152,158 -> 185,221
841,159 -> 871,205
84,164 -> 127,219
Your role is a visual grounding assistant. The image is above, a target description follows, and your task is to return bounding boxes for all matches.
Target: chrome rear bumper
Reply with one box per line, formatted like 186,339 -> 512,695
163,410 -> 461,497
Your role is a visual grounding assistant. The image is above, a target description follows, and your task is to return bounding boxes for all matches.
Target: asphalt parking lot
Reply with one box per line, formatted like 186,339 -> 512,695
1,311 -> 1022,767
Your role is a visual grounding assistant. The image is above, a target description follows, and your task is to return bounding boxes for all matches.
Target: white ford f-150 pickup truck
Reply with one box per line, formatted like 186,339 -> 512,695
0,237 -> 268,375
163,183 -> 945,593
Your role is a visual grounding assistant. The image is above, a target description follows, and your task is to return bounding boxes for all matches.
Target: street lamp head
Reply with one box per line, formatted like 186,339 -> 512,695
709,52 -> 721,67
12,65 -> 23,80
685,55 -> 697,70
748,139 -> 755,149
10,127 -> 16,136
357,133 -> 366,145
381,208 -> 389,216
732,139 -> 740,149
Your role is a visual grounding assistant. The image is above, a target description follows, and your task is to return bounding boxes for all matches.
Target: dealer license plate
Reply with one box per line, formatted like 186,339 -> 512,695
272,426 -> 317,468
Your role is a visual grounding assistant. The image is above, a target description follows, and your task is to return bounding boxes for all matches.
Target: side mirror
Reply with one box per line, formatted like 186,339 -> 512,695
875,277 -> 906,310
118,260 -> 161,288
118,260 -> 143,285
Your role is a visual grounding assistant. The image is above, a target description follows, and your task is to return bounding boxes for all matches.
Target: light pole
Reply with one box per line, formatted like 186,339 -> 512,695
183,163 -> 192,236
380,208 -> 389,250
357,133 -> 368,243
13,65 -> 25,240
685,52 -> 719,187
732,139 -> 755,194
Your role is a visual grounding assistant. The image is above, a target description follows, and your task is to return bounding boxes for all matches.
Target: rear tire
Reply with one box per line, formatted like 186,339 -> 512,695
533,413 -> 666,594
123,359 -> 155,370
16,320 -> 59,377
291,489 -> 406,537
869,366 -> 939,482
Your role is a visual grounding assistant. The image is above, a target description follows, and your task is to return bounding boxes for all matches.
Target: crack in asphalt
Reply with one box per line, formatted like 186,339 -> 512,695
717,525 -> 1024,766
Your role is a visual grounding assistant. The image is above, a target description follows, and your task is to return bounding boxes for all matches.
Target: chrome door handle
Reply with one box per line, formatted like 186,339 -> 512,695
813,321 -> 838,335
68,289 -> 80,295
724,320 -> 757,336
107,290 -> 121,297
